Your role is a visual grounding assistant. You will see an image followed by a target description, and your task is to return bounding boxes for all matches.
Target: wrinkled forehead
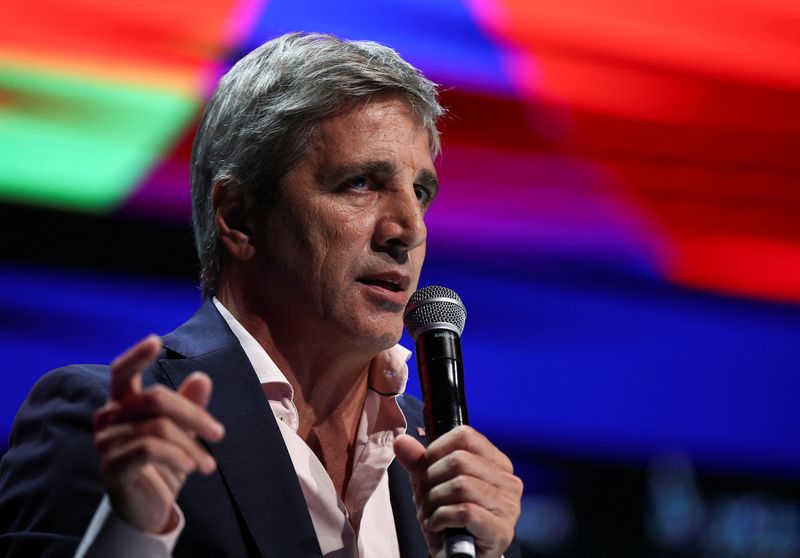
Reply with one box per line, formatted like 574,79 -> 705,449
306,96 -> 436,165
301,98 -> 436,179
309,94 -> 438,159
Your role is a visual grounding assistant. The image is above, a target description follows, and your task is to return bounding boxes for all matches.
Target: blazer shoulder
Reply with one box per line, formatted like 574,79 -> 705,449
27,364 -> 111,405
0,365 -> 112,557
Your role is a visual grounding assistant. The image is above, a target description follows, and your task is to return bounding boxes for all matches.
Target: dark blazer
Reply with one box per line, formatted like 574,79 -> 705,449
0,300 -> 519,557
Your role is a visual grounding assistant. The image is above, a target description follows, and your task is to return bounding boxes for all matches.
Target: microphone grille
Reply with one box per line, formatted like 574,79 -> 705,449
403,285 -> 467,340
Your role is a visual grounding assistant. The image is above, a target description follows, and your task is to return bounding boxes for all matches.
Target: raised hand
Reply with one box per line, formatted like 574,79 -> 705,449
394,425 -> 523,558
93,335 -> 225,533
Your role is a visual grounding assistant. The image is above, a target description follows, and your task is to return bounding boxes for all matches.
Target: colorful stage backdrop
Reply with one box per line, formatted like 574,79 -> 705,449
2,2 -> 799,551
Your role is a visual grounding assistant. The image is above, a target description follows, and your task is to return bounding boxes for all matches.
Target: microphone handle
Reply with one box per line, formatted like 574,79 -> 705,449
415,330 -> 476,558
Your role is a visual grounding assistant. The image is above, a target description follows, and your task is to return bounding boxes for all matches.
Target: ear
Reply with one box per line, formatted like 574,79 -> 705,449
213,180 -> 256,261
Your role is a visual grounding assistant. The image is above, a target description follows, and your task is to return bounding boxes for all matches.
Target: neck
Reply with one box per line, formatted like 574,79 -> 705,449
217,281 -> 377,498
215,282 -> 373,432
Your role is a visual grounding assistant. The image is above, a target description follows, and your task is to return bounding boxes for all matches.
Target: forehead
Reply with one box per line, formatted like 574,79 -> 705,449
306,97 -> 435,170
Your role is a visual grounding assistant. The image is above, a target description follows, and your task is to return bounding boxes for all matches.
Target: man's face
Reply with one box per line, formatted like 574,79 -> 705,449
248,97 -> 438,351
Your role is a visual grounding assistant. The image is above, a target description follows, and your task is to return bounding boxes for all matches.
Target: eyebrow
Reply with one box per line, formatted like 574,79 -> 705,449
316,160 -> 439,198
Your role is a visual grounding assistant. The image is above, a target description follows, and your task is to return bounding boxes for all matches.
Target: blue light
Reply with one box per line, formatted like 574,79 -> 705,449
244,0 -> 515,94
3,260 -> 799,479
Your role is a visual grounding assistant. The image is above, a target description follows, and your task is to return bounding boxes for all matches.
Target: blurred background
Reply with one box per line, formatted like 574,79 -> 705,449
2,0 -> 799,555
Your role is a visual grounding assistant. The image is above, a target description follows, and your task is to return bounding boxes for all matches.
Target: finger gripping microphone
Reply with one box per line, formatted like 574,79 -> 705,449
404,285 -> 475,558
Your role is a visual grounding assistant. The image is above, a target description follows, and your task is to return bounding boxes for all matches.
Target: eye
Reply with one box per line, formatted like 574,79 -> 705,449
344,176 -> 371,191
414,185 -> 432,206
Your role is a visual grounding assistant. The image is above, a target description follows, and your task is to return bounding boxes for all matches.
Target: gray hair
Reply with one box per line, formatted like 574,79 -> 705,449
190,32 -> 445,297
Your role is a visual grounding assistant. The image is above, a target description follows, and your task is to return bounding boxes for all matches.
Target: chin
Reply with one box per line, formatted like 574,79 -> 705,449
377,330 -> 403,350
349,316 -> 404,352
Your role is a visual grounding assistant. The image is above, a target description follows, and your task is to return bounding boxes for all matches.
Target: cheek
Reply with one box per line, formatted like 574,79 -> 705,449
314,209 -> 375,281
268,207 -> 334,285
327,207 -> 376,252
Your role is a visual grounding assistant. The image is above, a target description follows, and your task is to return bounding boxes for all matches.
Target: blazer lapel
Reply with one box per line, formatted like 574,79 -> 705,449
390,395 -> 429,558
156,300 -> 432,557
388,461 -> 428,558
158,300 -> 322,557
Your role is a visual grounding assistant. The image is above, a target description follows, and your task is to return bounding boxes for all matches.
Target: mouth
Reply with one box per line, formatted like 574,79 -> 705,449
356,272 -> 411,300
357,278 -> 404,292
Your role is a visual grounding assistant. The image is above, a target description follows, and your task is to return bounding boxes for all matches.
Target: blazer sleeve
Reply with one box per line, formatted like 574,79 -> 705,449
0,365 -> 110,558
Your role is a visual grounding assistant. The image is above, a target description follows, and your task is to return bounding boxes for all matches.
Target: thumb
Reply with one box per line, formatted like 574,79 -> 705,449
394,433 -> 427,475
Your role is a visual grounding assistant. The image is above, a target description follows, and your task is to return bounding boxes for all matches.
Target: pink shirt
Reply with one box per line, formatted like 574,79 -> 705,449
77,299 -> 411,557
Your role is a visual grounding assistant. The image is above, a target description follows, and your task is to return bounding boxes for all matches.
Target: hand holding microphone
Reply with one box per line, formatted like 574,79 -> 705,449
393,286 -> 523,558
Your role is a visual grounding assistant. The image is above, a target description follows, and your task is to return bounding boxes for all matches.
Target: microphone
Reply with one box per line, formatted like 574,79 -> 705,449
403,285 -> 475,558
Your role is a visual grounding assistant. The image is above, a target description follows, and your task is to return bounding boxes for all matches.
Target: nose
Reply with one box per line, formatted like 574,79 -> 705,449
373,187 -> 427,261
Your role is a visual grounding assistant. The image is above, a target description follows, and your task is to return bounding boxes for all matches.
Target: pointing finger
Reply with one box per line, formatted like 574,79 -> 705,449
110,335 -> 162,401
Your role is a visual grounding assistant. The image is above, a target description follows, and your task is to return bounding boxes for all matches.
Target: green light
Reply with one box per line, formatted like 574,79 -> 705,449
0,63 -> 198,213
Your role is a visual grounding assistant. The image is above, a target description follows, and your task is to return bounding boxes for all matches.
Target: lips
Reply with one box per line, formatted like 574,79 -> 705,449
356,272 -> 411,304
357,272 -> 410,291
359,278 -> 403,292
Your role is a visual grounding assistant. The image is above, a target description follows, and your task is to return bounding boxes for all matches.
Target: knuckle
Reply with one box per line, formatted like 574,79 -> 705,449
511,501 -> 522,520
457,503 -> 475,524
453,425 -> 471,442
457,425 -> 478,445
451,475 -> 470,498
136,438 -> 158,459
503,493 -> 522,521
446,451 -> 466,474
511,474 -> 524,495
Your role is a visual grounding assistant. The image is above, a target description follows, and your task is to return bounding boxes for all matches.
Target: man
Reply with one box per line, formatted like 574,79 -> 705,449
0,33 -> 522,557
